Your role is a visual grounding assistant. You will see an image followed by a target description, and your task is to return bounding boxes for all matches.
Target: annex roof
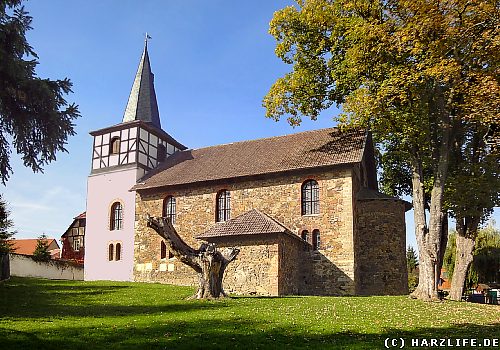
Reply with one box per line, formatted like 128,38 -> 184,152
196,209 -> 298,240
133,127 -> 366,190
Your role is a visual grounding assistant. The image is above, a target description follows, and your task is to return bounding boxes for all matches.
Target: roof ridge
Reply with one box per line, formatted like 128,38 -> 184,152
187,126 -> 341,152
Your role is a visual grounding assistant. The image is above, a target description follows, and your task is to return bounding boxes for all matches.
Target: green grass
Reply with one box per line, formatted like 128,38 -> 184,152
0,278 -> 498,349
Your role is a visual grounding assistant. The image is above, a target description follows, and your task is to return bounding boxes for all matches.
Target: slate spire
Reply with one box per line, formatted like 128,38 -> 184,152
122,37 -> 161,128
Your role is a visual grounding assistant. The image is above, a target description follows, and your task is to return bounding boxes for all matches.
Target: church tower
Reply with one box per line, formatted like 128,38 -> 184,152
84,40 -> 185,281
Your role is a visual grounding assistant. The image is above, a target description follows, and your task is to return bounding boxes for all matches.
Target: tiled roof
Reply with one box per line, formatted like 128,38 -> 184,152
7,239 -> 60,255
196,209 -> 296,240
133,127 -> 366,190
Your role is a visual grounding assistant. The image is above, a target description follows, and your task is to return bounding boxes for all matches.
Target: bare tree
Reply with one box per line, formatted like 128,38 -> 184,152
146,215 -> 240,299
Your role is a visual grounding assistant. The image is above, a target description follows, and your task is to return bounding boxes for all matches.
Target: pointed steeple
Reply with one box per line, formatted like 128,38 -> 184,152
122,38 -> 161,128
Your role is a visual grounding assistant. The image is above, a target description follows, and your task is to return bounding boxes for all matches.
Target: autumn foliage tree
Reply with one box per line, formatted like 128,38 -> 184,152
264,0 -> 499,300
0,0 -> 79,184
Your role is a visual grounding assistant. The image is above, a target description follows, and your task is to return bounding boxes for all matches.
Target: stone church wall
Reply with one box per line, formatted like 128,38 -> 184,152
219,235 -> 280,296
133,167 -> 356,295
356,199 -> 408,295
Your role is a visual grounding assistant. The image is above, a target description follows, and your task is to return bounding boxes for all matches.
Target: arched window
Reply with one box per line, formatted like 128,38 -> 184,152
301,230 -> 309,243
301,180 -> 319,215
160,241 -> 167,259
312,229 -> 320,251
110,137 -> 121,154
163,196 -> 176,225
110,202 -> 123,230
115,243 -> 121,261
157,144 -> 166,162
216,190 -> 231,222
108,243 -> 114,261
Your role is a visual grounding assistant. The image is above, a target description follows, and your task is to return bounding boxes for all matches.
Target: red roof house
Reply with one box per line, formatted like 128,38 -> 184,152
8,238 -> 60,259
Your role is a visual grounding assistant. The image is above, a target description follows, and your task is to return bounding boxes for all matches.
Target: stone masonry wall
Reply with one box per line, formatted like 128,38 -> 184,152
278,234 -> 303,295
216,235 -> 280,296
356,200 -> 408,295
134,167 -> 356,295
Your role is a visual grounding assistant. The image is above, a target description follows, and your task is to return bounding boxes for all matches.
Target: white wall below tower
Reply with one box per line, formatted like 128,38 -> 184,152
85,167 -> 141,281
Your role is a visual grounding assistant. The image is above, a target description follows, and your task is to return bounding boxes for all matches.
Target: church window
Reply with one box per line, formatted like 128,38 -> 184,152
160,241 -> 167,259
216,190 -> 231,222
312,229 -> 320,250
301,180 -> 319,215
163,196 -> 176,225
115,243 -> 122,261
157,144 -> 166,162
110,137 -> 121,154
110,202 -> 123,230
108,244 -> 114,261
301,230 -> 309,242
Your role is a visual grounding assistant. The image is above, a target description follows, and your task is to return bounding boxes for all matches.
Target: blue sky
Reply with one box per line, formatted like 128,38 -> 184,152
2,1 -> 498,251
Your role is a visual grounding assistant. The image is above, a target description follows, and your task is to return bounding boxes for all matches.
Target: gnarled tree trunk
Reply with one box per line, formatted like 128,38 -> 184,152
147,215 -> 240,299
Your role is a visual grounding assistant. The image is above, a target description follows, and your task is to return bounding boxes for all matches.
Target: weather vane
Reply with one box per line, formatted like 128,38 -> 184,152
145,32 -> 152,44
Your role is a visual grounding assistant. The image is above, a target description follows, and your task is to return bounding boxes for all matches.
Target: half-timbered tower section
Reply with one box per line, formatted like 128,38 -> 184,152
84,41 -> 185,281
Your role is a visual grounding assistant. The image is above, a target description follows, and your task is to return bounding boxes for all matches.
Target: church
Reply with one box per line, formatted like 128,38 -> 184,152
84,42 -> 410,296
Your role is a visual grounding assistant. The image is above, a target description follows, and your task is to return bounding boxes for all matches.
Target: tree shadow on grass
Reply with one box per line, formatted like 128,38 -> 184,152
0,318 -> 498,350
0,277 -> 224,319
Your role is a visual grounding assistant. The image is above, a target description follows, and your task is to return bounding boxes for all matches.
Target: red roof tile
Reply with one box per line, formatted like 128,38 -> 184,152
7,239 -> 60,255
74,212 -> 86,220
133,127 -> 366,190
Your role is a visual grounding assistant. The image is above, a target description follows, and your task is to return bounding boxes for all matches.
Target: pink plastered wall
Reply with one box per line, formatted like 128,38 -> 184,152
84,167 -> 141,281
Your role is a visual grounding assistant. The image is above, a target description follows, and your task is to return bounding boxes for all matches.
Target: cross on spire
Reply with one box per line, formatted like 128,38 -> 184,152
145,32 -> 152,45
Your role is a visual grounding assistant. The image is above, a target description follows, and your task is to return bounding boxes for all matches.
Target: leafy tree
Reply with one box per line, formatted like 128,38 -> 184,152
444,226 -> 500,291
264,0 -> 498,300
32,233 -> 51,262
0,194 -> 15,253
472,226 -> 500,284
0,0 -> 80,184
407,245 -> 419,292
445,124 -> 500,300
406,245 -> 418,272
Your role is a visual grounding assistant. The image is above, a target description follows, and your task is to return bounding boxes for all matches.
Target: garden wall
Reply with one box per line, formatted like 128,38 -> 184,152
9,253 -> 83,280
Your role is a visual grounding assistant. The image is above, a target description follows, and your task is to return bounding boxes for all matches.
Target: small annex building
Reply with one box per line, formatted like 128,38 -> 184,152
83,40 -> 410,296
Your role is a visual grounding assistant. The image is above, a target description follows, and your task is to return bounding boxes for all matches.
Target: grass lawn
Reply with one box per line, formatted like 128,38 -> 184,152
0,277 -> 499,349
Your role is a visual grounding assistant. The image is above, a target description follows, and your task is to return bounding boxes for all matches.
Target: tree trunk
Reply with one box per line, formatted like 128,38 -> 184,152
449,218 -> 479,301
410,119 -> 452,301
147,215 -> 240,299
410,158 -> 440,301
449,235 -> 474,301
